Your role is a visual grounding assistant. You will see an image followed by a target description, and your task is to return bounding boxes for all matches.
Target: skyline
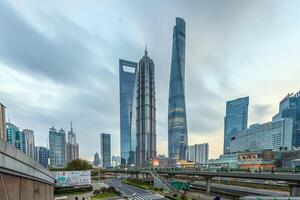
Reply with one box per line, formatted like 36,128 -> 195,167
2,0 -> 300,160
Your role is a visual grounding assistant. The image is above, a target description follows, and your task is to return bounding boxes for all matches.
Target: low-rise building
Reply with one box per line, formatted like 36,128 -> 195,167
230,118 -> 293,154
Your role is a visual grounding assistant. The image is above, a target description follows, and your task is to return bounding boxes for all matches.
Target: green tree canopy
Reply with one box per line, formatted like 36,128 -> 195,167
65,159 -> 93,171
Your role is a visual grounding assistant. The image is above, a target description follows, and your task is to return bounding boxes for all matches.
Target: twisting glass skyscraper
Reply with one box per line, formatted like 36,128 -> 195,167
119,59 -> 138,165
168,17 -> 188,160
136,48 -> 156,167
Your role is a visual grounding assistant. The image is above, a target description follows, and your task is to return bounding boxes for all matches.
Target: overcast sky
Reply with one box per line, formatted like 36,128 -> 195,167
1,0 -> 300,160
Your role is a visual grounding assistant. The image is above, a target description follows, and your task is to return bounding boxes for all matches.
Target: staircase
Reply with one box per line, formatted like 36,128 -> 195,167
149,169 -> 176,192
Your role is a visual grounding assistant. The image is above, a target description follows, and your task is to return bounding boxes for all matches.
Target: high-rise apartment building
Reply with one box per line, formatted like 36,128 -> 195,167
168,17 -> 188,160
136,48 -> 157,167
273,91 -> 300,148
0,103 -> 6,141
186,145 -> 195,161
23,129 -> 35,158
66,122 -> 79,163
186,143 -> 209,164
34,146 -> 49,167
49,127 -> 66,167
230,118 -> 293,153
224,97 -> 249,154
195,143 -> 209,164
93,152 -> 100,166
119,59 -> 138,165
100,133 -> 111,168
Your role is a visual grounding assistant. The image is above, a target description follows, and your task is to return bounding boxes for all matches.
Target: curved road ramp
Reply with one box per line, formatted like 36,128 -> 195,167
0,139 -> 55,200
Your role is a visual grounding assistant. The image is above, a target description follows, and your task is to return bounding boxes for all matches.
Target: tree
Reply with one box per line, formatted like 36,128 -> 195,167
65,159 -> 93,171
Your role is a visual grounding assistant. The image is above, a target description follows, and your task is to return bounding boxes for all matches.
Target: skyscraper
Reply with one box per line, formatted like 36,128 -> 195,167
66,122 -> 79,163
0,103 -> 6,141
34,146 -> 49,167
100,133 -> 111,168
93,152 -> 100,166
119,59 -> 138,165
49,127 -> 66,167
168,17 -> 188,160
136,48 -> 157,167
224,97 -> 249,154
273,91 -> 300,147
23,129 -> 35,158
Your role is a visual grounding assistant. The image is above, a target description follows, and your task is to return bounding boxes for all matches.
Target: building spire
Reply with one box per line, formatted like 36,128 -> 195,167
71,121 -> 73,132
145,44 -> 148,56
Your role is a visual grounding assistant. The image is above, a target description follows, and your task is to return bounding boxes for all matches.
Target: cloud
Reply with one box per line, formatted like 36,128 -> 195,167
1,0 -> 300,160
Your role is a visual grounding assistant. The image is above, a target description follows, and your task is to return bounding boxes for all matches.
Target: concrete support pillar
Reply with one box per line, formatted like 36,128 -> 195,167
136,173 -> 139,180
206,178 -> 211,195
289,183 -> 300,197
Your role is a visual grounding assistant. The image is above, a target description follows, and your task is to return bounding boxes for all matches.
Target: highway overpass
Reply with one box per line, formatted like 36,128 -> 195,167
0,139 -> 55,200
103,168 -> 300,197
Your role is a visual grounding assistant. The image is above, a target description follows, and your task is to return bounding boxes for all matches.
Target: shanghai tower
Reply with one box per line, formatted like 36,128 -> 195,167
136,48 -> 157,167
168,17 -> 188,160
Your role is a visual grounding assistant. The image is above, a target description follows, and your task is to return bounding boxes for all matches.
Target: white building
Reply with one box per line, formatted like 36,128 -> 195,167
23,129 -> 35,158
186,143 -> 209,164
230,118 -> 293,153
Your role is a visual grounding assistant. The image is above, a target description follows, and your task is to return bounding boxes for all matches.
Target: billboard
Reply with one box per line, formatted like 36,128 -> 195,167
54,170 -> 91,187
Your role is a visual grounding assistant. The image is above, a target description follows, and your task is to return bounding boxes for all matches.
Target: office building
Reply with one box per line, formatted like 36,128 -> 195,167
136,48 -> 157,167
272,91 -> 300,148
119,59 -> 138,165
66,122 -> 79,163
34,146 -> 49,167
93,152 -> 100,166
6,122 -> 21,149
168,17 -> 188,160
100,133 -> 111,168
23,129 -> 35,158
224,97 -> 249,154
230,118 -> 293,153
49,127 -> 66,167
0,103 -> 6,141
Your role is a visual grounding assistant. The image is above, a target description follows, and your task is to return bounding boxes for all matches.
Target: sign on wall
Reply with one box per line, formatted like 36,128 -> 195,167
54,170 -> 91,187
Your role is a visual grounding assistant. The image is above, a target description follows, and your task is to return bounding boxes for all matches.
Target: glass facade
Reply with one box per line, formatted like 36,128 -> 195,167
6,122 -> 21,150
34,146 -> 49,167
100,133 -> 111,168
230,118 -> 293,153
119,59 -> 138,165
272,91 -> 300,148
224,97 -> 249,154
49,127 -> 66,167
136,49 -> 156,167
168,17 -> 188,160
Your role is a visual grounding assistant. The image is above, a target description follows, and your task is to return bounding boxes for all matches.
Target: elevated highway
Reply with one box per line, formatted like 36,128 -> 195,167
0,139 -> 55,200
103,169 -> 300,196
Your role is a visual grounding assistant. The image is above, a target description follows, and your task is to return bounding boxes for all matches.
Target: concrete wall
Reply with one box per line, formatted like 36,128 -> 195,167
0,139 -> 55,199
0,172 -> 54,200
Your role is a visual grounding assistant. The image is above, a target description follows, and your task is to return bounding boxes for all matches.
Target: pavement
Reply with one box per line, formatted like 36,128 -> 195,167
105,179 -> 165,200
